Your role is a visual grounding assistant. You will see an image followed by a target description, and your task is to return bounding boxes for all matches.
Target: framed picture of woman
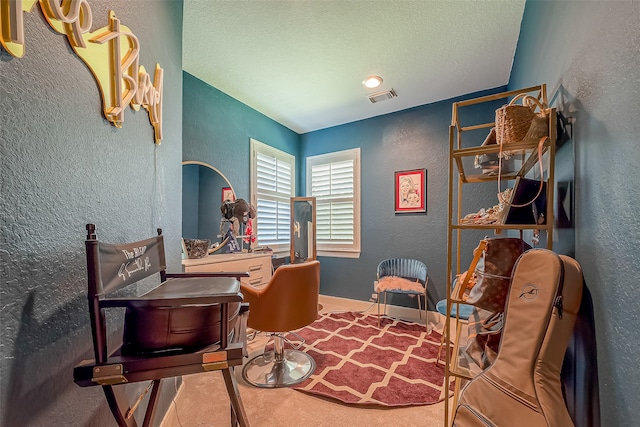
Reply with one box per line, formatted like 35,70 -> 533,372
394,169 -> 427,214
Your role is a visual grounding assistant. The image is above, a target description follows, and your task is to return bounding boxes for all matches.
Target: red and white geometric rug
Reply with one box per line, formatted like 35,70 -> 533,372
289,311 -> 450,407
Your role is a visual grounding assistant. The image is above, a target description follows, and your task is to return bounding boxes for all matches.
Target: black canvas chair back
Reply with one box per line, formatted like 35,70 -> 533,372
74,224 -> 251,427
92,234 -> 166,294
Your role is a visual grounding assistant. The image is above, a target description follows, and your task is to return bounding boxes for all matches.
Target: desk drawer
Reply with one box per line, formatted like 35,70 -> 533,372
184,256 -> 272,288
242,274 -> 267,288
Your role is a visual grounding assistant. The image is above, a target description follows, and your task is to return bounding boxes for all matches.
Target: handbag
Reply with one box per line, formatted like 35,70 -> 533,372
465,237 -> 532,313
465,310 -> 503,370
495,93 -> 549,146
500,177 -> 547,225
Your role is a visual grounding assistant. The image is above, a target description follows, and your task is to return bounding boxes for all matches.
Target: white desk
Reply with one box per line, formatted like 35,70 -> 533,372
182,252 -> 273,289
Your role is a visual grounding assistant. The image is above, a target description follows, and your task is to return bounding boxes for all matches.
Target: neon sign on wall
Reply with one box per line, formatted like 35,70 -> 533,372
0,0 -> 164,144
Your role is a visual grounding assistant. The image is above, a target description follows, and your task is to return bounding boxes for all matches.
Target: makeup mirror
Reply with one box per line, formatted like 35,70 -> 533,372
290,197 -> 316,263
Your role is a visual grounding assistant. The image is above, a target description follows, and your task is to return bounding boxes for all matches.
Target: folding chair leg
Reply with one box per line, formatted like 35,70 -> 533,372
102,385 -> 137,427
142,380 -> 162,427
99,365 -> 247,427
222,368 -> 249,427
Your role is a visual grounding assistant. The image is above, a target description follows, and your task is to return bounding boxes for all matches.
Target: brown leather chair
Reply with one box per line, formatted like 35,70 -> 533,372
241,260 -> 320,388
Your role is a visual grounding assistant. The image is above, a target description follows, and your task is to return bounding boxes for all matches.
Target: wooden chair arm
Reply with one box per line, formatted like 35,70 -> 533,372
166,271 -> 250,279
99,294 -> 243,309
99,275 -> 245,308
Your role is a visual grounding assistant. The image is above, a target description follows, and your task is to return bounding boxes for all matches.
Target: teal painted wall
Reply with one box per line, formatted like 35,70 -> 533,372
182,74 -> 505,309
300,91 -> 506,307
0,1 -> 184,425
510,1 -> 640,425
183,77 -> 504,308
183,72 -> 507,309
182,72 -> 300,199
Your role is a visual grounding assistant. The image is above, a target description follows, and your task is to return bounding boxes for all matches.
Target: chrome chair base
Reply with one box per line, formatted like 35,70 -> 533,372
242,349 -> 315,388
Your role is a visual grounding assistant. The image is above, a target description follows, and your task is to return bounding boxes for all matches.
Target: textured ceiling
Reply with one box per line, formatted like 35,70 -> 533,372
183,0 -> 526,134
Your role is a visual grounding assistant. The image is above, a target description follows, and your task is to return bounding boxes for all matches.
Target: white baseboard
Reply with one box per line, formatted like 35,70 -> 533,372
318,294 -> 443,331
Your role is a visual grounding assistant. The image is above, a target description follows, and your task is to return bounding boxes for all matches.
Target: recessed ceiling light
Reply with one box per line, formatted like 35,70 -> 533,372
363,75 -> 383,89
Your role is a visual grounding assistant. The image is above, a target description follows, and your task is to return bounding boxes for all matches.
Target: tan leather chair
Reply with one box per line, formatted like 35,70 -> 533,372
241,260 -> 320,388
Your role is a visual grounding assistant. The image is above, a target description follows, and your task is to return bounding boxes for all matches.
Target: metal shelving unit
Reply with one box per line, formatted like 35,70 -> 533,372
443,85 -> 556,426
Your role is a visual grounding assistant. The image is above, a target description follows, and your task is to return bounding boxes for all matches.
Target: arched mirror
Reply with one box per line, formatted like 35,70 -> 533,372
182,161 -> 235,246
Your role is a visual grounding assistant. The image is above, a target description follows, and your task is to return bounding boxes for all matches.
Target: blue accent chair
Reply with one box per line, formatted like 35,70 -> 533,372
376,258 -> 428,330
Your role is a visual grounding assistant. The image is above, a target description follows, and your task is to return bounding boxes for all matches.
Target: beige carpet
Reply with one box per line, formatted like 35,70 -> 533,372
160,296 -> 448,427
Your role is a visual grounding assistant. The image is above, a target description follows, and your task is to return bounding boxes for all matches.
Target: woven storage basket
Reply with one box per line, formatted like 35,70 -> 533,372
183,238 -> 210,259
495,94 -> 548,145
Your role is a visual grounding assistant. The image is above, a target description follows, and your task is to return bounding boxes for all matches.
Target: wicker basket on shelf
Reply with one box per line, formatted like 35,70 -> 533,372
495,94 -> 549,146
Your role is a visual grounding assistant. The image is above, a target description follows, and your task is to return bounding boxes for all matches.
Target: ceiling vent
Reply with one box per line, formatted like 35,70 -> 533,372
368,89 -> 397,104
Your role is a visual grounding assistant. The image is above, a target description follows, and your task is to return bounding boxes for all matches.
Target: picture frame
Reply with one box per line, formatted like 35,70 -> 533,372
394,168 -> 427,214
221,187 -> 235,202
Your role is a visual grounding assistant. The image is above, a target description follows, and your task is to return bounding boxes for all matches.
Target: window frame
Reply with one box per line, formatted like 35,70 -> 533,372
250,138 -> 295,254
306,148 -> 361,258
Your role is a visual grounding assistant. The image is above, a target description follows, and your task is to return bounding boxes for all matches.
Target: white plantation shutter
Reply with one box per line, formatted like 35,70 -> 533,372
254,198 -> 290,245
250,139 -> 294,251
307,149 -> 360,256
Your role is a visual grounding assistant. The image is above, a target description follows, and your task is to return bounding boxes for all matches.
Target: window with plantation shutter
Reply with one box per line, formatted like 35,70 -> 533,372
307,148 -> 360,257
250,139 -> 294,252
